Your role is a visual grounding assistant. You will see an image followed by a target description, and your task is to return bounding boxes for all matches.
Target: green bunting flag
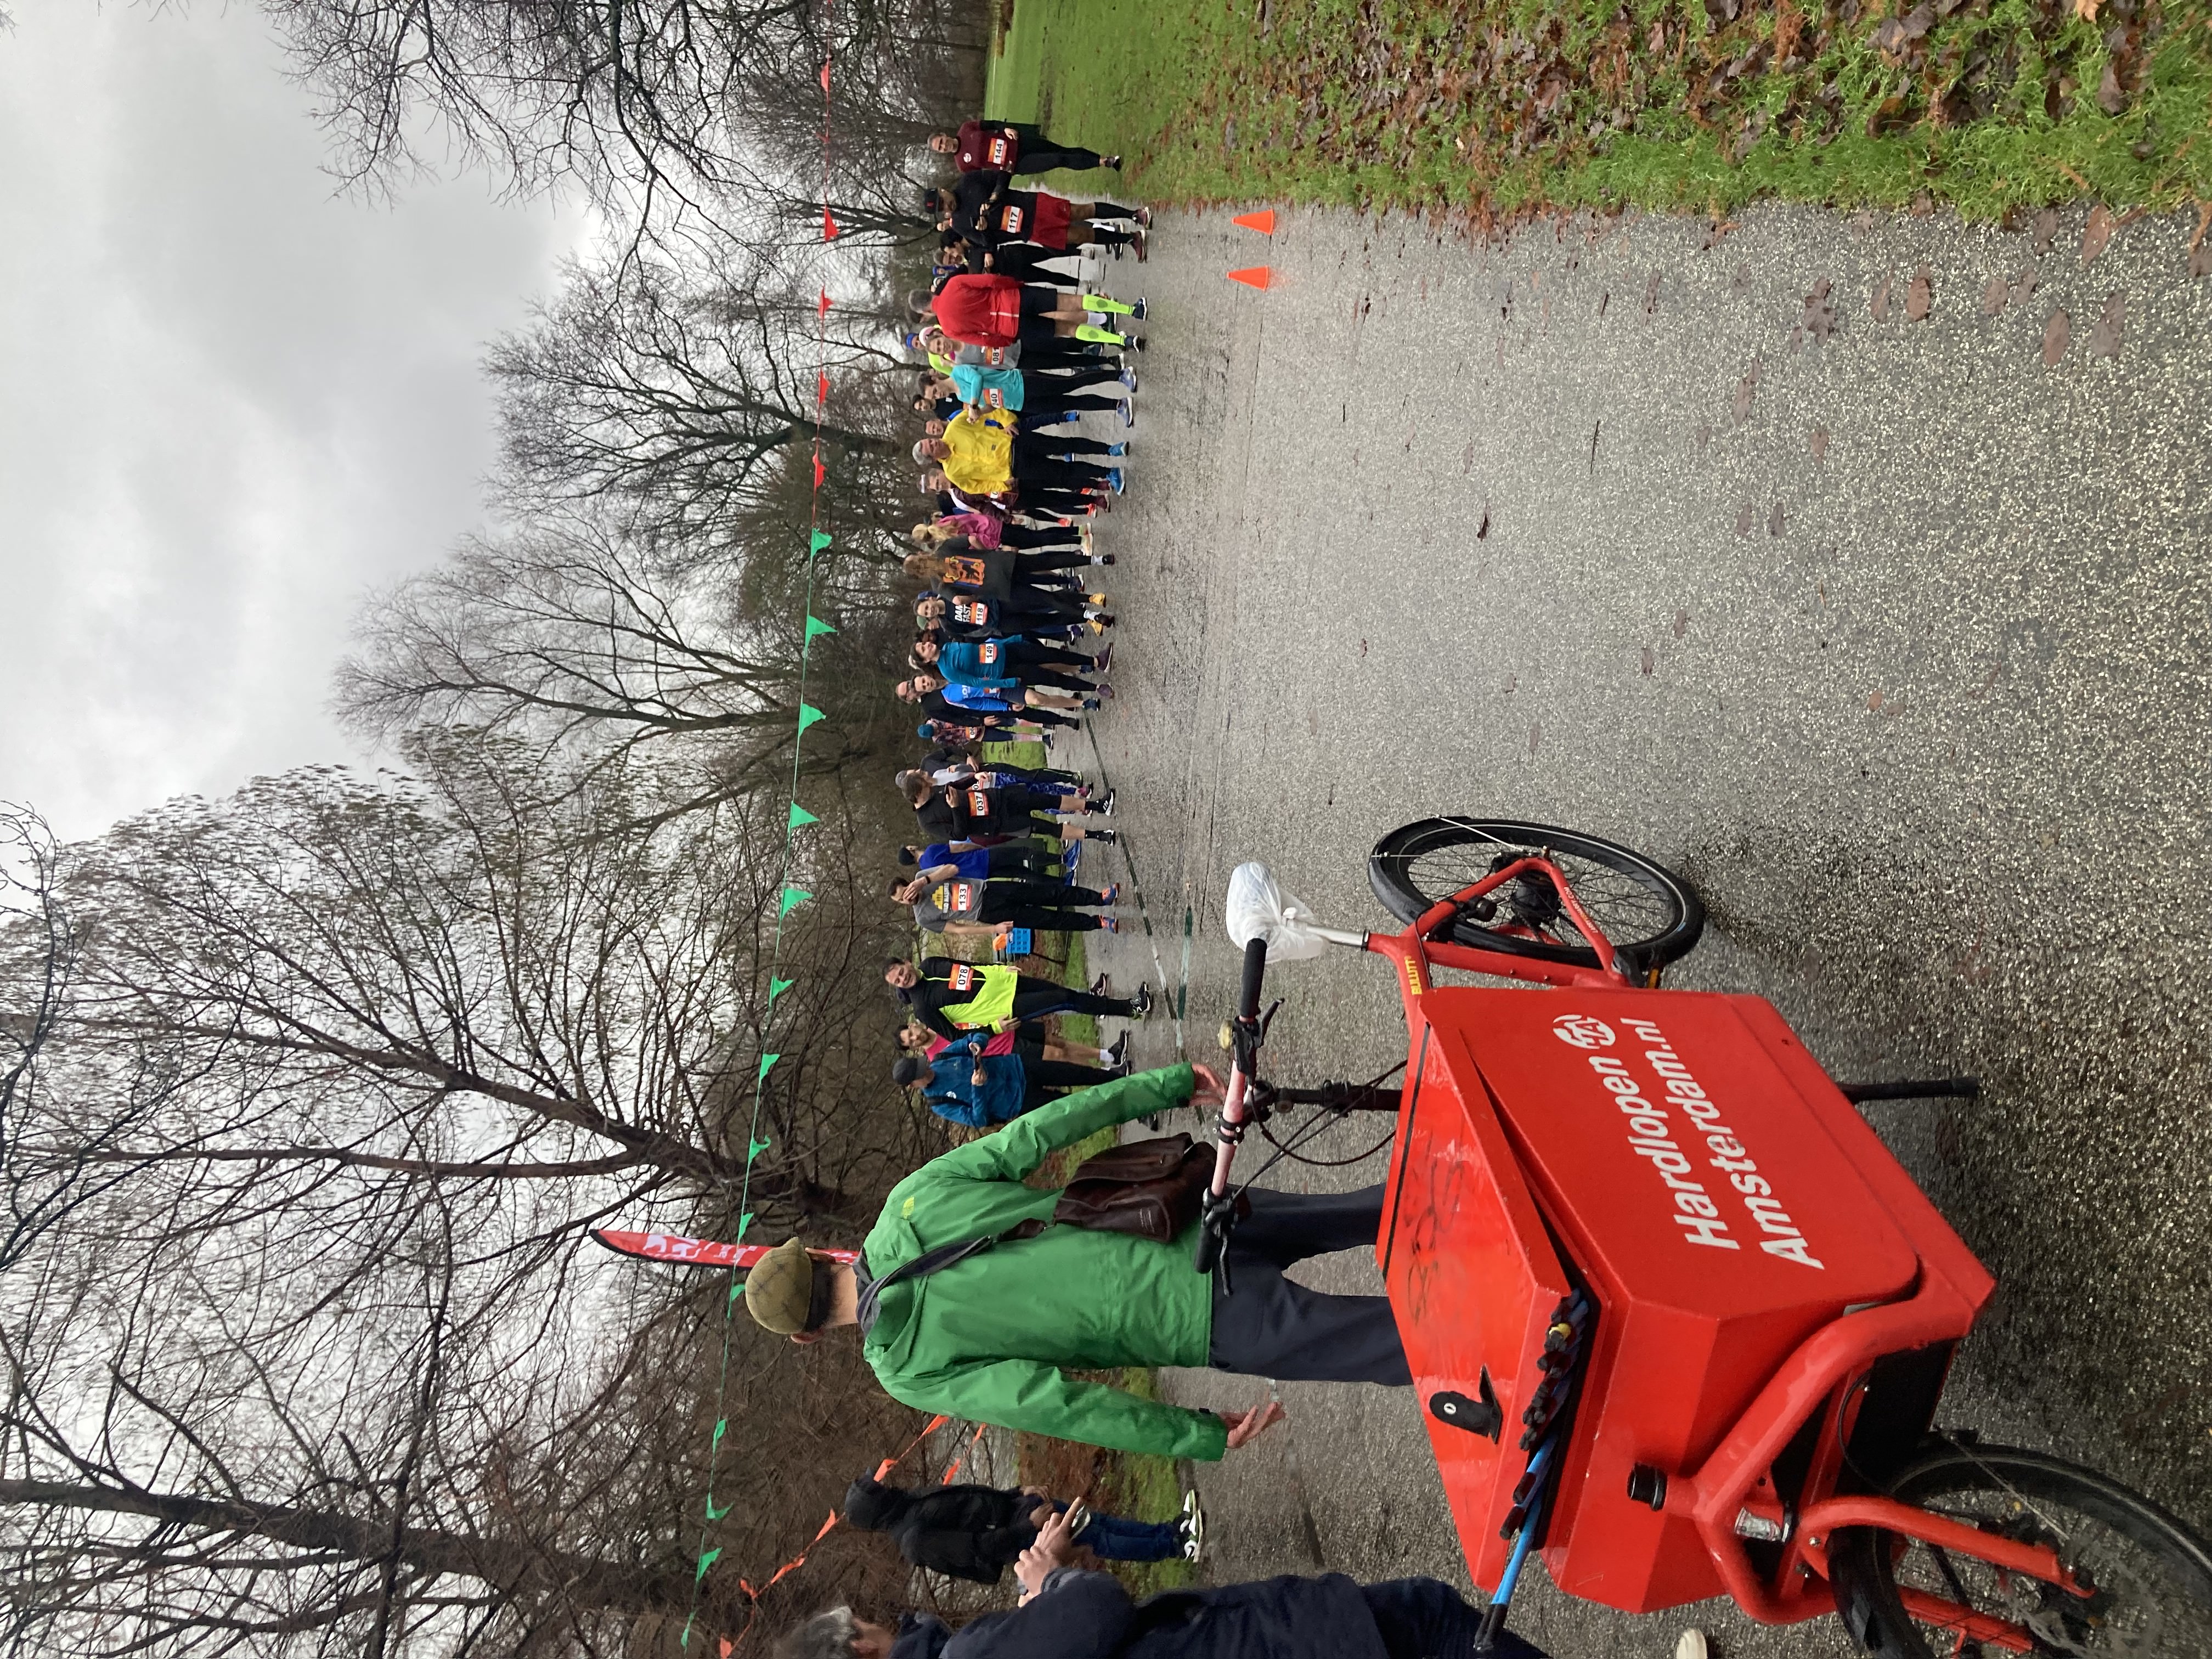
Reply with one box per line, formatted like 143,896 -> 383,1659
804,614 -> 836,640
712,1419 -> 728,1445
809,529 -> 832,554
749,1137 -> 772,1160
696,1548 -> 723,1583
758,1053 -> 781,1080
769,975 -> 795,1002
779,886 -> 811,916
737,1211 -> 755,1238
680,1613 -> 696,1649
797,703 -> 825,732
788,803 -> 819,830
707,1496 -> 731,1521
730,1279 -> 745,1302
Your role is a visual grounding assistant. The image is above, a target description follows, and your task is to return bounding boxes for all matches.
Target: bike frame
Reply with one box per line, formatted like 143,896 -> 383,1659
1210,854 -> 2079,1647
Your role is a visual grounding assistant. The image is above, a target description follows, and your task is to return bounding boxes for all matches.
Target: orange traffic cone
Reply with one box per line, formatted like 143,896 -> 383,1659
1226,266 -> 1275,290
1232,209 -> 1278,234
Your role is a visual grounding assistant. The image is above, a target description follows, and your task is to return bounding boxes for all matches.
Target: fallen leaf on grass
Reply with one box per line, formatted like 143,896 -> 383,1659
1982,277 -> 2010,315
1646,16 -> 1665,51
2031,209 -> 2058,256
1906,266 -> 1933,321
2074,0 -> 2100,18
1640,647 -> 1656,676
2097,61 -> 2125,115
2081,205 -> 2115,264
2089,291 -> 2125,358
1769,502 -> 1786,536
1736,500 -> 1756,536
2041,308 -> 2070,366
1810,426 -> 1831,460
1673,610 -> 1689,638
1871,274 -> 1895,321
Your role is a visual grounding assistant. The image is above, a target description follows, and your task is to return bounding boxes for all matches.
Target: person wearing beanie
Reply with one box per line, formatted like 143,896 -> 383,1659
838,1475 -> 1185,1585
743,1064 -> 1405,1460
891,1031 -> 1120,1127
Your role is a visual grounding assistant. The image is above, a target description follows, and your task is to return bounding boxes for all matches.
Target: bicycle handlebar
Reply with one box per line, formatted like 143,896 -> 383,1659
1237,938 -> 1268,1020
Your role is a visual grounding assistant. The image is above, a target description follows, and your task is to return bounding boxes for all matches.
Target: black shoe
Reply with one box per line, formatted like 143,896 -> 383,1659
1107,1032 -> 1129,1065
1094,644 -> 1114,674
1090,788 -> 1114,815
1086,827 -> 1117,845
1130,984 -> 1154,1018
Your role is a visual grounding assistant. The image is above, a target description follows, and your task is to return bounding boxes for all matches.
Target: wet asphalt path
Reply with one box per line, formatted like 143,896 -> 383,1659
1071,199 -> 2212,1658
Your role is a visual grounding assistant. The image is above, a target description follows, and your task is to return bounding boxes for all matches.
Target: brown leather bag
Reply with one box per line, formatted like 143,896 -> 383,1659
1009,1133 -> 1243,1244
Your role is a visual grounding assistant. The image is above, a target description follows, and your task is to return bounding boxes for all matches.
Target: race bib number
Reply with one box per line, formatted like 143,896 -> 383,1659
952,599 -> 989,626
945,881 -> 979,915
946,964 -> 979,993
997,205 -> 1025,234
966,789 -> 992,815
945,555 -> 986,586
982,346 -> 1010,365
983,387 -> 1006,409
978,642 -> 1000,663
987,136 -> 1013,167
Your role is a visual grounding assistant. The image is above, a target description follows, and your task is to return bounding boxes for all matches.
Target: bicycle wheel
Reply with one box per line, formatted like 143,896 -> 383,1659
1830,1440 -> 2212,1659
1367,818 -> 1705,972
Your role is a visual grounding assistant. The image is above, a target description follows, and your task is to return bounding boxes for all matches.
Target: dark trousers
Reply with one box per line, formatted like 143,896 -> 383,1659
997,640 -> 1091,675
1020,396 -> 1122,430
1019,338 -> 1109,368
1012,455 -> 1111,490
1363,1579 -> 1542,1659
998,522 -> 1080,550
977,880 -> 1109,928
977,843 -> 1054,876
1011,984 -> 1134,1020
1012,551 -> 1091,577
1000,590 -> 1089,623
988,245 -> 1080,285
1013,146 -> 1108,174
1026,433 -> 1118,458
1206,1184 -> 1410,1386
1029,363 -> 1125,392
984,763 -> 1085,788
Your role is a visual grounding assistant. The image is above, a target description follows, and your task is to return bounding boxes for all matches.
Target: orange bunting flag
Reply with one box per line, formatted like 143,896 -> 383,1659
811,454 -> 826,488
816,371 -> 830,405
1232,209 -> 1278,234
817,290 -> 832,317
823,209 -> 840,240
721,1642 -> 735,1657
819,61 -> 832,93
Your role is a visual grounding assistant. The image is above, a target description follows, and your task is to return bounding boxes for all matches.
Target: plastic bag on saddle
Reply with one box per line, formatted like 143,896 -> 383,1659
1223,861 -> 1334,962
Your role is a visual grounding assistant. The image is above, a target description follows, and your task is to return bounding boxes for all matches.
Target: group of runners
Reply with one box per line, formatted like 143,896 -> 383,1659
766,121 -> 1534,1659
877,116 -> 1160,1137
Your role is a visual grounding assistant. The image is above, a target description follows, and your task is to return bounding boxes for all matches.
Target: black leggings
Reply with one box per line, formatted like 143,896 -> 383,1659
995,640 -> 1092,675
1029,363 -> 1124,392
1012,146 -> 1108,174
1009,985 -> 1135,1020
1019,396 -> 1123,430
972,843 -> 1056,876
1023,432 -> 1118,458
985,245 -> 1081,286
977,881 -> 1111,928
997,522 -> 1081,550
1012,455 -> 1111,491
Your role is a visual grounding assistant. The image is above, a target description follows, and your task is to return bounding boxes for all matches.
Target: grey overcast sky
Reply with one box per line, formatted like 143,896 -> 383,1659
0,4 -> 592,841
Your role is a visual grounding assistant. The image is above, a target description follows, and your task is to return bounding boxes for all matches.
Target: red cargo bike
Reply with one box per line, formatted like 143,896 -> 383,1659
1195,819 -> 2212,1658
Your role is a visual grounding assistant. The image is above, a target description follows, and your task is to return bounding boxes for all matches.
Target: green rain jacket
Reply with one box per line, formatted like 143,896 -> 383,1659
859,1063 -> 1229,1461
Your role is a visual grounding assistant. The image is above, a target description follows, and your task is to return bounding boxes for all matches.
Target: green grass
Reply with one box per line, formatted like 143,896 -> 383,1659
986,0 -> 2212,222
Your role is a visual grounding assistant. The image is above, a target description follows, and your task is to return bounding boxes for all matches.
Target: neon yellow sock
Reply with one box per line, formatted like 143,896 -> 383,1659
1073,324 -> 1127,345
1081,292 -> 1136,315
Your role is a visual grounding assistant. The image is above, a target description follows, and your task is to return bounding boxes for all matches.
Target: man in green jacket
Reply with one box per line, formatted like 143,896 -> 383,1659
743,1063 -> 1408,1459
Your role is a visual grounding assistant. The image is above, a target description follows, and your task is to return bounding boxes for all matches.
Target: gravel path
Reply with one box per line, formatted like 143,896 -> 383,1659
1070,198 -> 2212,1659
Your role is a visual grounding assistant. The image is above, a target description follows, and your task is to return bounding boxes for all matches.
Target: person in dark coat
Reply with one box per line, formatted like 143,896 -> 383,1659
840,1476 -> 1184,1584
778,1514 -> 1542,1659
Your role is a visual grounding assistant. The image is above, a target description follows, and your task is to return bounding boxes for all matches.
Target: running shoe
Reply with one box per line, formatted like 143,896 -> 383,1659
1130,983 -> 1154,1017
1091,970 -> 1111,995
1119,365 -> 1139,392
1128,330 -> 1148,349
1086,616 -> 1108,635
1064,839 -> 1082,880
1087,827 -> 1118,845
1119,401 -> 1135,430
1104,154 -> 1124,169
1096,682 -> 1115,701
1106,1031 -> 1128,1065
1135,206 -> 1154,228
1107,468 -> 1126,494
1090,553 -> 1116,566
1088,591 -> 1109,605
1129,297 -> 1149,320
1132,232 -> 1149,264
1064,1499 -> 1093,1540
1181,1491 -> 1205,1562
1101,883 -> 1120,905
1094,644 -> 1114,674
1106,443 -> 1127,457
1101,915 -> 1121,932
